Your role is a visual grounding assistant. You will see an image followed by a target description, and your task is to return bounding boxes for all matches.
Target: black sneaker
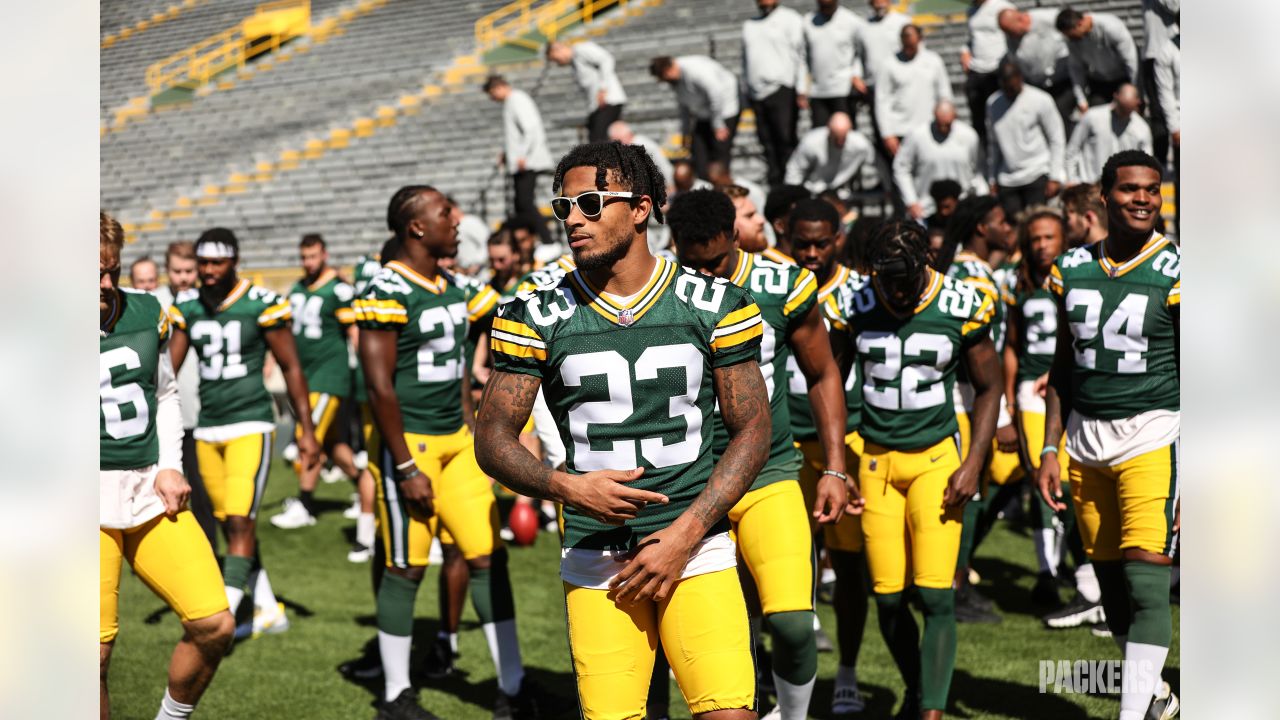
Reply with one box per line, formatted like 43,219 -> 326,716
1032,571 -> 1062,607
494,679 -> 541,720
377,689 -> 441,720
957,581 -> 995,612
1042,595 -> 1105,629
894,691 -> 921,719
955,585 -> 1002,624
1145,681 -> 1179,719
815,624 -> 834,653
421,635 -> 455,679
339,641 -> 383,680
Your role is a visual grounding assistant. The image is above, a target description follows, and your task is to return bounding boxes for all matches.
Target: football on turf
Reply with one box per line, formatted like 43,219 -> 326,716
508,503 -> 539,546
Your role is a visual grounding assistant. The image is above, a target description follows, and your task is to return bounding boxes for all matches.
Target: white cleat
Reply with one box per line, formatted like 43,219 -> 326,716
499,527 -> 515,542
832,675 -> 866,715
342,494 -> 361,520
759,707 -> 782,720
253,601 -> 290,637
428,537 -> 443,564
347,543 -> 373,563
1145,681 -> 1179,719
321,465 -> 346,484
270,497 -> 316,529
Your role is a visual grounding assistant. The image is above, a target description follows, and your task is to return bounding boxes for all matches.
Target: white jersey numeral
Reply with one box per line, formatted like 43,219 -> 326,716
1065,289 -> 1149,373
290,293 -> 325,340
1022,297 -> 1058,356
100,346 -> 149,439
191,320 -> 248,380
416,303 -> 468,382
857,331 -> 952,410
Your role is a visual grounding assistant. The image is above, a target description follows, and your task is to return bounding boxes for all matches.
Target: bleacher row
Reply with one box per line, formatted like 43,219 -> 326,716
105,0 -> 1148,271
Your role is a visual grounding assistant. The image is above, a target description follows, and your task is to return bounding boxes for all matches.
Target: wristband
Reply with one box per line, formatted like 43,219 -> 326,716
1040,445 -> 1058,458
821,469 -> 849,481
395,458 -> 418,472
396,467 -> 422,483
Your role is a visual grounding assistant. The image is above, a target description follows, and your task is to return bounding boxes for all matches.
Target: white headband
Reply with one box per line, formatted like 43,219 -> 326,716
195,241 -> 237,259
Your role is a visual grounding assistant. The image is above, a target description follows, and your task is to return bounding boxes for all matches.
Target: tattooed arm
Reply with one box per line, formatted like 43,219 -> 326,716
610,359 -> 771,603
475,370 -> 669,523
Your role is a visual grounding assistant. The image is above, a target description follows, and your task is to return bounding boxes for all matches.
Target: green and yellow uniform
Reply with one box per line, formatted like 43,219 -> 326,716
350,253 -> 383,439
1009,275 -> 1070,475
101,289 -> 227,643
288,269 -> 355,442
787,263 -> 867,551
491,256 -> 762,719
1049,233 -> 1180,561
170,280 -> 291,520
353,261 -> 501,566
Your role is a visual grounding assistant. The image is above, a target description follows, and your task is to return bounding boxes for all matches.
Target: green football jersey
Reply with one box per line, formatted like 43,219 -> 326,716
833,269 -> 995,449
288,270 -> 356,397
710,250 -> 815,490
1009,276 -> 1059,384
100,289 -> 170,470
491,256 -> 764,551
948,252 -> 1006,353
351,254 -> 384,404
508,254 -> 577,299
353,261 -> 499,435
787,264 -> 864,440
1049,233 -> 1180,419
171,280 -> 292,429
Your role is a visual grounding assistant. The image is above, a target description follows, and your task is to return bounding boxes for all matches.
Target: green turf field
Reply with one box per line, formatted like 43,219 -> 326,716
107,463 -> 1179,719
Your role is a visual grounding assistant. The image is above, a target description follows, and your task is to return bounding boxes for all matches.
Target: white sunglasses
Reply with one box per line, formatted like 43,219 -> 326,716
550,191 -> 641,220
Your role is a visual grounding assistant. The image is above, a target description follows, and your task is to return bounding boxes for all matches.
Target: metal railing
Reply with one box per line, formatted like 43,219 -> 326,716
475,0 -> 629,53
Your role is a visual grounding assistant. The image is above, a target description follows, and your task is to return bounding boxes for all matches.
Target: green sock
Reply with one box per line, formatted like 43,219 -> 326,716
376,572 -> 421,636
830,550 -> 869,669
917,587 -> 957,712
956,492 -> 989,572
874,591 -> 920,693
223,554 -> 254,591
764,611 -> 817,684
1093,561 -> 1132,637
1123,562 -> 1172,647
469,549 -> 515,624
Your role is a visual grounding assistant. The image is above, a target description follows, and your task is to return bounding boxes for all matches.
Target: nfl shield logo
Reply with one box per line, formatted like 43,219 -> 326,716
869,458 -> 877,471
618,309 -> 636,327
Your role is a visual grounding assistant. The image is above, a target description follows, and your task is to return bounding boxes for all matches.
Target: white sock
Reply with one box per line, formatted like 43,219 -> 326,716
482,619 -> 525,695
771,671 -> 816,719
225,586 -> 245,616
1075,564 -> 1101,603
156,688 -> 195,719
254,568 -> 278,614
356,512 -> 376,548
820,566 -> 837,585
812,613 -> 823,631
379,631 -> 413,702
1119,641 -> 1168,719
1034,527 -> 1058,575
448,632 -> 458,654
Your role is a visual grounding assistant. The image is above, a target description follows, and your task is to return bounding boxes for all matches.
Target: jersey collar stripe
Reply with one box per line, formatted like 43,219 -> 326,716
387,261 -> 446,294
915,269 -> 943,314
218,279 -> 251,311
729,250 -> 752,286
306,269 -> 337,292
570,257 -> 674,323
1099,232 -> 1167,277
818,264 -> 849,298
102,290 -> 123,334
583,256 -> 666,310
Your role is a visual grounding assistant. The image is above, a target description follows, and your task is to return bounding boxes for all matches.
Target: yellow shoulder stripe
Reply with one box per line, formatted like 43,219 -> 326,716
711,323 -> 764,352
468,288 -> 499,322
258,301 -> 292,326
492,317 -> 542,340
491,338 -> 547,361
166,304 -> 186,330
353,298 -> 408,324
335,307 -> 357,324
783,271 -> 817,317
715,303 -> 761,330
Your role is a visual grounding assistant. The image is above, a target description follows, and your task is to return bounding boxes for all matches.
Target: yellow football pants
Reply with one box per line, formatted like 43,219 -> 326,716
728,480 -> 814,615
371,425 -> 501,567
298,392 -> 342,443
796,433 -> 864,552
564,567 -> 755,719
956,410 -> 1025,487
100,512 -> 229,643
1070,441 -> 1180,561
859,437 -> 965,594
196,431 -> 273,520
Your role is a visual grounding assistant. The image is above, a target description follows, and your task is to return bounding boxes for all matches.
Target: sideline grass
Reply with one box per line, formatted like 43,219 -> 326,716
108,464 -> 1178,719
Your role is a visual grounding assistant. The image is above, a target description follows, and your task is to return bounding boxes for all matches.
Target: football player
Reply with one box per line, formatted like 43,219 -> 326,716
671,190 -> 853,720
272,234 -> 360,529
168,228 -> 320,637
830,222 -> 1003,719
100,212 -> 234,720
355,186 -> 531,720
1039,150 -> 1180,720
477,141 -> 772,720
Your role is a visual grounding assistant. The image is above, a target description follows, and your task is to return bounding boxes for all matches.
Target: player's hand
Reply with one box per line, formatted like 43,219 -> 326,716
1172,130 -> 1180,147
943,462 -> 980,508
883,135 -> 900,156
562,468 -> 668,525
154,469 -> 190,517
995,422 -> 1019,454
1037,454 -> 1067,512
813,472 -> 848,525
1077,102 -> 1089,115
517,157 -> 528,172
989,181 -> 999,197
796,93 -> 809,110
597,90 -> 607,108
908,202 -> 925,220
960,49 -> 972,73
296,430 -> 322,473
1034,372 -> 1049,398
399,471 -> 435,521
714,126 -> 730,143
1045,179 -> 1061,198
609,523 -> 695,604
851,76 -> 868,95
844,478 -> 865,515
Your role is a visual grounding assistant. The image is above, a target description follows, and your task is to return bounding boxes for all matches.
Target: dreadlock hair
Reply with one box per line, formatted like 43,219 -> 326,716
379,236 -> 401,266
1100,149 -> 1163,194
552,141 -> 669,224
937,195 -> 1000,271
667,189 -> 735,246
1015,207 -> 1066,294
387,185 -> 437,238
866,221 -> 931,282
844,215 -> 884,275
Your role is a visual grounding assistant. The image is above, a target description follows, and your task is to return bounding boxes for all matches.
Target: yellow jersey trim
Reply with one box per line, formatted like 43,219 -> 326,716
763,247 -> 795,265
387,261 -> 446,294
569,256 -> 675,325
729,249 -> 752,287
306,268 -> 337,292
783,269 -> 818,317
218,278 -> 251,311
467,286 -> 500,323
915,268 -> 943,315
1099,232 -> 1168,278
818,264 -> 850,301
352,298 -> 408,324
711,303 -> 765,352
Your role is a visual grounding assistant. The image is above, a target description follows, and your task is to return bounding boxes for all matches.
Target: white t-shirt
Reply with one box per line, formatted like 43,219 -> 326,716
560,531 -> 737,589
1066,409 -> 1180,467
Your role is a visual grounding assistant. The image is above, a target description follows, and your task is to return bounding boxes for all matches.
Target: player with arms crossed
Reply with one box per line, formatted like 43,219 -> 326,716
355,186 -> 532,720
1038,150 -> 1180,720
168,228 -> 319,637
100,212 -> 235,720
273,233 -> 361,530
829,222 -> 1003,719
670,190 -> 852,720
476,142 -> 772,720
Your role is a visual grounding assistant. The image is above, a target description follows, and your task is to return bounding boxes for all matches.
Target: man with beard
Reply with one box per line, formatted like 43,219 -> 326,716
721,184 -> 769,253
273,234 -> 361,530
168,228 -> 320,639
354,187 -> 532,720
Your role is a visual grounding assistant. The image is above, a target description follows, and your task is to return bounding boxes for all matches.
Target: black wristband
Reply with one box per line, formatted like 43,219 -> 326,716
395,467 -> 422,483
